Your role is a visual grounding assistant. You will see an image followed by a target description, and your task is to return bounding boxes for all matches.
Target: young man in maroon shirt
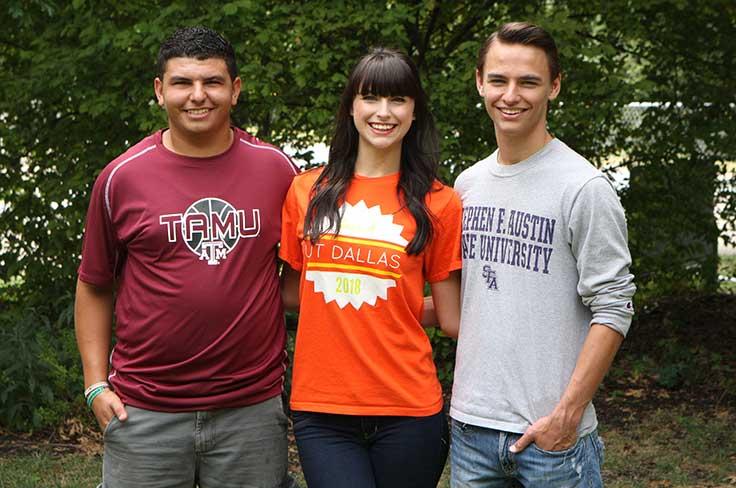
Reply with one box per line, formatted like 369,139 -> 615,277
75,26 -> 297,487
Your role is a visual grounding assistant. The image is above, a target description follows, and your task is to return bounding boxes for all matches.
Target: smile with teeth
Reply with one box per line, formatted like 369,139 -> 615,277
185,108 -> 212,115
498,107 -> 527,116
369,122 -> 397,131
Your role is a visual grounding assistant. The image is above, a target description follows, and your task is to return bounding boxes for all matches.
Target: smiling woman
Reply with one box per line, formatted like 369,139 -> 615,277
305,48 -> 439,253
351,93 -> 415,175
278,47 -> 463,488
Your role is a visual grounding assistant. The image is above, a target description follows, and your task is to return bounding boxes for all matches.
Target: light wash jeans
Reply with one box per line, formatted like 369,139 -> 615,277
100,395 -> 293,488
450,419 -> 605,487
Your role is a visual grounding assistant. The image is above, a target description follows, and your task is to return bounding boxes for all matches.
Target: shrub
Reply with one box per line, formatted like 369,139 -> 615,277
0,295 -> 83,431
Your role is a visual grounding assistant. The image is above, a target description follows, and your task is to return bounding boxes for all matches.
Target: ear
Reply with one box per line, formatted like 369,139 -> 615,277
231,76 -> 242,106
154,77 -> 165,107
548,74 -> 561,101
476,69 -> 484,96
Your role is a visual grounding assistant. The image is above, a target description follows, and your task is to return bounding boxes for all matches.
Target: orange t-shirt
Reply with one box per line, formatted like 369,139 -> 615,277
279,168 -> 462,416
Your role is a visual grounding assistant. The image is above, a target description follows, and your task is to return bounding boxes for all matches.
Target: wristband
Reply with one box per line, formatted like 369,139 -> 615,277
84,381 -> 110,398
86,386 -> 108,408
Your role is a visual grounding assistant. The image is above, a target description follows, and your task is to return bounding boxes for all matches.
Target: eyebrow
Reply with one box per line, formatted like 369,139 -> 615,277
485,73 -> 543,83
519,75 -> 543,82
167,76 -> 192,84
168,75 -> 227,83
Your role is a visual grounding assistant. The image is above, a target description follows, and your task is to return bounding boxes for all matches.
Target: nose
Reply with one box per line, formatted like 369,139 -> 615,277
376,98 -> 390,117
501,83 -> 520,105
190,81 -> 207,103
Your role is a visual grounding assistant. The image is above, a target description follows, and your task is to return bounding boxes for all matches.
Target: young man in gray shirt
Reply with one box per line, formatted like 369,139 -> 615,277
450,22 -> 635,487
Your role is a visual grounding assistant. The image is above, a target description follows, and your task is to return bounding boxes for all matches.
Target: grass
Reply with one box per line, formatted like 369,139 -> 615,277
0,454 -> 100,488
600,406 -> 736,487
1,406 -> 734,487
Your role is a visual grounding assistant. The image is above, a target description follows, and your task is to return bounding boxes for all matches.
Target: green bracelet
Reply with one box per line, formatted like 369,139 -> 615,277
86,386 -> 108,408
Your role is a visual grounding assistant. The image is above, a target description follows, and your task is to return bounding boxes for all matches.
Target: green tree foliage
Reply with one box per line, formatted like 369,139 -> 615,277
610,0 -> 736,295
1,0 -> 734,429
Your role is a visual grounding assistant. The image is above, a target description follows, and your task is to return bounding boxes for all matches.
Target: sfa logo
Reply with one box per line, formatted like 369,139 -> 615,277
159,198 -> 260,265
482,265 -> 498,291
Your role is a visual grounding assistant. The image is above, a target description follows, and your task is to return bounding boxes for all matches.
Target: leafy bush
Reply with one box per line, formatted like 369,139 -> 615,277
0,294 -> 83,431
426,329 -> 456,389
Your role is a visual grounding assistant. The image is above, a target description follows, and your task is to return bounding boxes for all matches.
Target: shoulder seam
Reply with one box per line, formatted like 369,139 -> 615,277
238,138 -> 298,175
566,174 -> 616,226
104,144 -> 157,219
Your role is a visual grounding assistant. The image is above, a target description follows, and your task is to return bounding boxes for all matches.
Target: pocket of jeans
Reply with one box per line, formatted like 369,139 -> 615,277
530,435 -> 583,456
273,398 -> 289,427
291,410 -> 311,428
593,434 -> 605,466
102,415 -> 119,438
451,419 -> 472,435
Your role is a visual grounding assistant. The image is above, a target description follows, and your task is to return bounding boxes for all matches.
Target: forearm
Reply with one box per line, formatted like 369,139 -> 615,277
428,270 -> 461,339
421,296 -> 437,328
511,323 -> 625,452
553,324 -> 624,425
74,278 -> 114,386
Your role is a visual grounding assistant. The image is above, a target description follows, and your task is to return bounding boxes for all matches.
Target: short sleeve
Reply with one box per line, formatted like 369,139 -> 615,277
423,188 -> 463,283
279,180 -> 304,271
78,168 -> 122,286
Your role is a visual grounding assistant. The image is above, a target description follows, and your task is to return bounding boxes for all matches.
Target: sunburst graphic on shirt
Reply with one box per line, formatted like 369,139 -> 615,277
306,200 -> 407,310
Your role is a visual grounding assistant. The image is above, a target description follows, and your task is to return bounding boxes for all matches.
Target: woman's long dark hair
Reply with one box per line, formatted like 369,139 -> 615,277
303,47 -> 440,255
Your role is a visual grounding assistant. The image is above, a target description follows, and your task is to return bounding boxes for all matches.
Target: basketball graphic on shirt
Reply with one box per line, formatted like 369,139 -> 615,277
306,200 -> 407,309
183,198 -> 240,255
159,197 -> 261,266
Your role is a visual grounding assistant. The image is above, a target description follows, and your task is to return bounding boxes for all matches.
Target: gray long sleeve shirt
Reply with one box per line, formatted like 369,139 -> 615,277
450,138 -> 635,436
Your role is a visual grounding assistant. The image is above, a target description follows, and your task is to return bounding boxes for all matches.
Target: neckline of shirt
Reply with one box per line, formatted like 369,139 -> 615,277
352,171 -> 401,182
488,138 -> 561,178
154,127 -> 240,166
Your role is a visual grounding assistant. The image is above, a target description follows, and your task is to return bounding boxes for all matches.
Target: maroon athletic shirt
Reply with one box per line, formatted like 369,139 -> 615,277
79,127 -> 298,411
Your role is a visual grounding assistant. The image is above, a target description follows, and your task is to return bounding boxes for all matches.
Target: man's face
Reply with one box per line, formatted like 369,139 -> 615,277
476,41 -> 560,141
154,57 -> 241,141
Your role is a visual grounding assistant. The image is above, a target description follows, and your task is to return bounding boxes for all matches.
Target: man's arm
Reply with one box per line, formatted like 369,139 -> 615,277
422,270 -> 461,339
510,324 -> 623,452
74,278 -> 127,429
512,177 -> 634,452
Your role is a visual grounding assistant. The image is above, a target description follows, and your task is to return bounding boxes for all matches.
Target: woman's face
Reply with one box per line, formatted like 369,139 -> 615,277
351,93 -> 415,158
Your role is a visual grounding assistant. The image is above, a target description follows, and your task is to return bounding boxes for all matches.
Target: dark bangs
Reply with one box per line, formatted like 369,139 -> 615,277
351,50 -> 420,99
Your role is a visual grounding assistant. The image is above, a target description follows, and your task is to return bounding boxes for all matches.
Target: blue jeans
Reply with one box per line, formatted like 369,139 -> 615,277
450,420 -> 605,487
293,410 -> 449,488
